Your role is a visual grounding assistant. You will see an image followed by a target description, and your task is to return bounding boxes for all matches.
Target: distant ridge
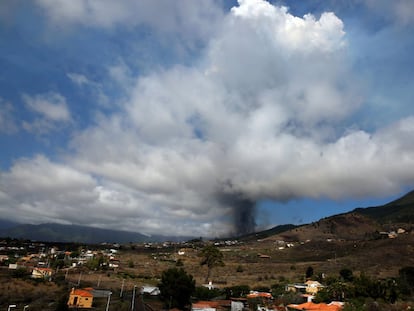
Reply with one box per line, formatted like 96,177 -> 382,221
0,223 -> 194,244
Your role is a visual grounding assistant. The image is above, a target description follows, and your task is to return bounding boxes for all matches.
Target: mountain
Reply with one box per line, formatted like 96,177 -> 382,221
252,190 -> 414,280
0,219 -> 19,229
0,223 -> 194,244
262,189 -> 414,243
353,189 -> 414,224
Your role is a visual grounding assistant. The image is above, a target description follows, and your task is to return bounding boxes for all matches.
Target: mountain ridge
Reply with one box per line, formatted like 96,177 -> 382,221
0,222 -> 194,244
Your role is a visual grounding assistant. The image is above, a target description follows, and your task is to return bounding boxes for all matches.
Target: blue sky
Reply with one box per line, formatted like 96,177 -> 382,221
1,0 -> 414,237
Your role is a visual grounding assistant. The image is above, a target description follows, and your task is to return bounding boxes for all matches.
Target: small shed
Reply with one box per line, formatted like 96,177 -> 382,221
141,285 -> 161,296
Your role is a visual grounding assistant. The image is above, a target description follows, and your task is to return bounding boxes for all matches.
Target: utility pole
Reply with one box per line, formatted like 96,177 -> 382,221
131,285 -> 137,311
77,272 -> 82,286
105,292 -> 112,311
120,279 -> 125,297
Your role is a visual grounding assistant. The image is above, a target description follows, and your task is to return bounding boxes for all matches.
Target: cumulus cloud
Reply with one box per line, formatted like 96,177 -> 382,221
2,0 -> 414,237
65,0 -> 364,235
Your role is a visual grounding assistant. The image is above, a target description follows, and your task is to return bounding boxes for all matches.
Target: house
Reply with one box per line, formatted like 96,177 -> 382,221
192,301 -> 220,311
141,285 -> 161,296
287,301 -> 343,311
304,281 -> 324,294
247,291 -> 274,311
192,300 -> 231,311
247,291 -> 273,299
231,298 -> 248,311
32,267 -> 53,279
286,281 -> 324,295
67,288 -> 93,309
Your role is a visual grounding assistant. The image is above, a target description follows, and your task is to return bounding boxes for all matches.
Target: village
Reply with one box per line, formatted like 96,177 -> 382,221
0,234 -> 413,311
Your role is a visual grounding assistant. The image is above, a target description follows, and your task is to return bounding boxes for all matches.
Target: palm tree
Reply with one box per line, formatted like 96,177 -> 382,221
199,244 -> 225,282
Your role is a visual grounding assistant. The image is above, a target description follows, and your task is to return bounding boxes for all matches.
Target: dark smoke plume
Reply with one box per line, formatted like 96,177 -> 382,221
217,191 -> 257,236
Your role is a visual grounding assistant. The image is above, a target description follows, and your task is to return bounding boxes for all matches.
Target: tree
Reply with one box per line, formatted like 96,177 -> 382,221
194,286 -> 223,300
199,244 -> 224,282
224,285 -> 250,299
158,267 -> 195,310
339,268 -> 354,282
306,266 -> 314,279
399,266 -> 414,296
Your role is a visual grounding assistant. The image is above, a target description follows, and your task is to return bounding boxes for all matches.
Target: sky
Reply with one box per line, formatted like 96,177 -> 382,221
1,0 -> 414,238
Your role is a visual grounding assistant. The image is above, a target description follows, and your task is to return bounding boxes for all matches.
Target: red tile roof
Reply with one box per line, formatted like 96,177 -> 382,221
287,301 -> 342,311
72,289 -> 93,297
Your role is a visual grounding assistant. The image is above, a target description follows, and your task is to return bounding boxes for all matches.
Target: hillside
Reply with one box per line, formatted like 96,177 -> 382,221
353,189 -> 414,224
238,224 -> 297,241
264,189 -> 414,243
264,212 -> 382,242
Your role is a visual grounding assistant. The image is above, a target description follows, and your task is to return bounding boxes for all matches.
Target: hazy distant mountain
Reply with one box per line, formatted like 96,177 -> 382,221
0,219 -> 19,230
0,223 -> 194,244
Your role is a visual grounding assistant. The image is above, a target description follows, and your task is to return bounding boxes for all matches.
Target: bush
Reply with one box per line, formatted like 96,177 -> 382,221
12,268 -> 30,279
224,285 -> 250,298
194,286 -> 223,300
158,268 -> 195,310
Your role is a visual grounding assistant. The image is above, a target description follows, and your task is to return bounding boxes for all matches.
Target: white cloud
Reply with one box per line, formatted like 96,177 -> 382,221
23,92 -> 71,122
64,0 -> 365,235
35,0 -> 224,45
21,92 -> 72,135
67,72 -> 90,86
3,0 -> 414,237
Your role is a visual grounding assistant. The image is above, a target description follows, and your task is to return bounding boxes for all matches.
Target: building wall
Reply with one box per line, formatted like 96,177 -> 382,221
68,295 -> 93,308
67,290 -> 93,309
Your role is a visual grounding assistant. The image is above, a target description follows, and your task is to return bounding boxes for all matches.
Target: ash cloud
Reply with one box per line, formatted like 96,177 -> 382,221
217,190 -> 257,236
